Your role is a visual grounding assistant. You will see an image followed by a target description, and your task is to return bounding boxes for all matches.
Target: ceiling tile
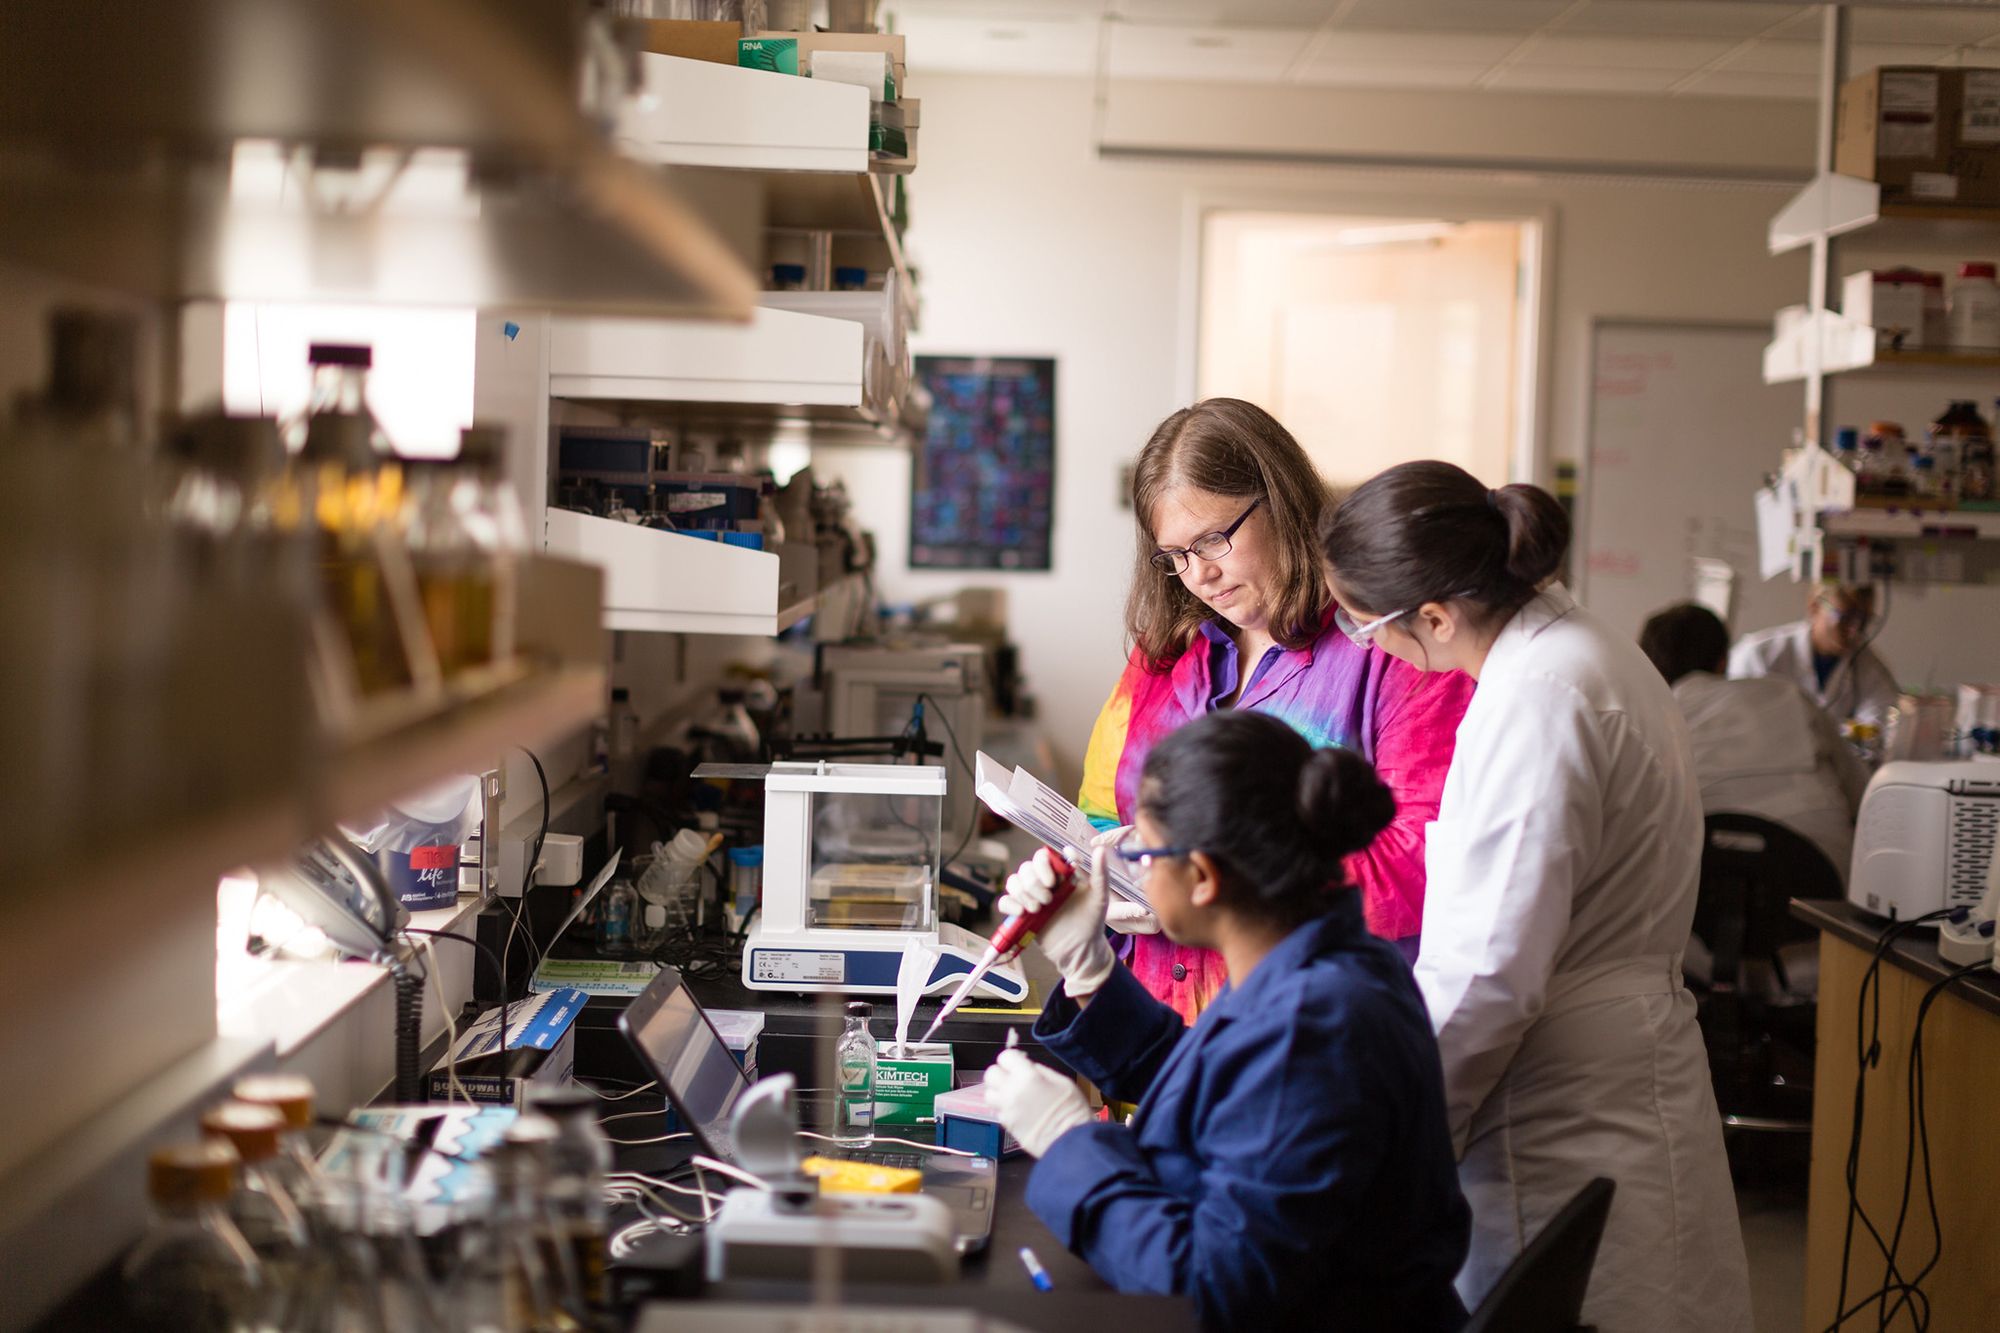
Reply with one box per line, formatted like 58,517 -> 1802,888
1305,29 -> 1525,65
1483,64 -> 1685,94
1851,41 -> 1963,71
1106,0 -> 1340,24
1715,37 -> 1821,76
1847,7 -> 2000,46
1676,68 -> 1820,100
1558,2 -> 1812,40
1108,22 -> 1314,82
891,13 -> 1101,76
1512,33 -> 1742,71
1292,60 -> 1493,89
1335,0 -> 1575,33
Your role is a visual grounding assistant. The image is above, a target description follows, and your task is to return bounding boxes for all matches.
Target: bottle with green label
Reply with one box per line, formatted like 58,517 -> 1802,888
835,1002 -> 878,1147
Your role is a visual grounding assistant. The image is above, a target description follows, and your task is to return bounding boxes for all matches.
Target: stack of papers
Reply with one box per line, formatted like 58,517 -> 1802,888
972,752 -> 1150,909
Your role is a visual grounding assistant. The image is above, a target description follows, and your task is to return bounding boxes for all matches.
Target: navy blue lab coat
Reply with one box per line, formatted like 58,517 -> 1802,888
1026,894 -> 1471,1331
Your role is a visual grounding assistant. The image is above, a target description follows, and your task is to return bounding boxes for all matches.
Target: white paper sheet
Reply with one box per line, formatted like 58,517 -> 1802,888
972,751 -> 1150,908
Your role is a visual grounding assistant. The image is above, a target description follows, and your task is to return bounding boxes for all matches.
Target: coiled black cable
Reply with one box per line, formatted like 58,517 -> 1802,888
390,958 -> 423,1102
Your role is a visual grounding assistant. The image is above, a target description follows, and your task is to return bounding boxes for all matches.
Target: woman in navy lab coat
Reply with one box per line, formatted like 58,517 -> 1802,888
983,710 -> 1470,1332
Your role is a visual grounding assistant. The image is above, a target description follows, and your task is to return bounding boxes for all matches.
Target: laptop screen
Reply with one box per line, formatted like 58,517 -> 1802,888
615,966 -> 750,1160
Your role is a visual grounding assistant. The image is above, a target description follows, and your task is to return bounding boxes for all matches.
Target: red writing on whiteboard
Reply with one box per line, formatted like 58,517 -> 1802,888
1588,550 -> 1642,578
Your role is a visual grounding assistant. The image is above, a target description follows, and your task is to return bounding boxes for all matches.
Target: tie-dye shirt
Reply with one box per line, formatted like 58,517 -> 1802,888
1079,608 -> 1475,1022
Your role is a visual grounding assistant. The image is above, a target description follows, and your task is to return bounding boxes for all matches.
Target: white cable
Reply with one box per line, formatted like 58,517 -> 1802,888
598,1109 -> 670,1125
420,935 -> 471,1104
602,1130 -> 696,1147
795,1130 -> 985,1158
581,1079 -> 658,1101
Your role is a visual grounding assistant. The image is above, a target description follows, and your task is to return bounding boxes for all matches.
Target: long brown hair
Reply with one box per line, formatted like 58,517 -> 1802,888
1126,398 -> 1330,672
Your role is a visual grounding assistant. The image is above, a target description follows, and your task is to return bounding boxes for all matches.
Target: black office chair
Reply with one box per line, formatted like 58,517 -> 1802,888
1463,1177 -> 1616,1333
1688,813 -> 1845,1132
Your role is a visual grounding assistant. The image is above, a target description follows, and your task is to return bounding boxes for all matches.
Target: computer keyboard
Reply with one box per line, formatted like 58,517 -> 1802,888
635,1305 -> 1022,1333
834,1149 -> 928,1172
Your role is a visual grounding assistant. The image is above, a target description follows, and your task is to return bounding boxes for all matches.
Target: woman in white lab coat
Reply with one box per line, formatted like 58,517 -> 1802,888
1318,461 -> 1752,1333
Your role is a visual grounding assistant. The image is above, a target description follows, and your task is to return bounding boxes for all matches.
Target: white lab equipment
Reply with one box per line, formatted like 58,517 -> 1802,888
738,761 -> 1026,1001
1849,758 -> 2000,921
815,642 -> 987,853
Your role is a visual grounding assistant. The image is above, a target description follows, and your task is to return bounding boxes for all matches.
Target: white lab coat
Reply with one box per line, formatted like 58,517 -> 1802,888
1417,585 -> 1752,1333
1673,672 -> 1868,881
1728,618 -> 1899,728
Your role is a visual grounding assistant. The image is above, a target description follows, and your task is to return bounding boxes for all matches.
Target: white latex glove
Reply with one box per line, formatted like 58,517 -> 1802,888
982,1049 -> 1093,1158
1088,827 -> 1161,935
996,848 -> 1116,996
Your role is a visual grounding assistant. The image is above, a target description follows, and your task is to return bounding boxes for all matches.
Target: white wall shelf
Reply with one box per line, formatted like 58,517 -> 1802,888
551,305 -> 863,407
1819,507 -> 2000,541
548,303 -> 922,447
546,508 -> 832,636
617,52 -> 871,173
617,52 -> 918,326
1764,310 -> 2000,382
1771,172 -> 2000,258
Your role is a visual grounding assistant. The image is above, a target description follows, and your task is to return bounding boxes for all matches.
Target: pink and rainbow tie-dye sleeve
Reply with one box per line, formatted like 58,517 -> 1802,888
1345,658 -> 1475,942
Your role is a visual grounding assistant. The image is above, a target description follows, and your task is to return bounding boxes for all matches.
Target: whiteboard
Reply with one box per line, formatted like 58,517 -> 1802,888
1579,321 -> 1804,645
1579,320 -> 1998,692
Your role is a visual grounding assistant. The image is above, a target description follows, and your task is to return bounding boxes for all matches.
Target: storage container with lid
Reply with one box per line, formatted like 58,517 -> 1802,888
1949,262 -> 2000,348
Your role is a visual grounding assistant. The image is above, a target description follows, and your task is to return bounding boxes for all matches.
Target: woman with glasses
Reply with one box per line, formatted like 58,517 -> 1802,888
983,710 -> 1471,1331
1726,579 -> 1898,728
1080,398 -> 1473,1017
1317,461 -> 1751,1333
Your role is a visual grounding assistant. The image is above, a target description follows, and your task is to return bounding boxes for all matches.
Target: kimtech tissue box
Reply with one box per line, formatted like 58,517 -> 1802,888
428,987 -> 588,1106
873,1042 -> 953,1127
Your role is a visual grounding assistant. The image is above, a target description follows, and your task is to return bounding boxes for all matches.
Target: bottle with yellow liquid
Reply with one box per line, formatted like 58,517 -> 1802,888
404,424 -> 527,679
284,344 -> 434,699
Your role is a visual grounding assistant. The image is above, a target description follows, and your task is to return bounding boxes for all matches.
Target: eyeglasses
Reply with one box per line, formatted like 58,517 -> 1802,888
1150,497 -> 1263,576
1333,605 -> 1410,649
1114,845 -> 1191,870
1812,596 -> 1875,630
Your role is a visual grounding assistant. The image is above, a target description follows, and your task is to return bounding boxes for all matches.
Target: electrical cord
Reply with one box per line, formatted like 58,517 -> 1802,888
418,936 -> 471,1105
1834,578 -> 1892,723
914,691 -> 981,867
401,926 -> 509,1079
498,747 -> 552,1017
1825,908 -> 1957,1332
1865,959 -> 1988,1331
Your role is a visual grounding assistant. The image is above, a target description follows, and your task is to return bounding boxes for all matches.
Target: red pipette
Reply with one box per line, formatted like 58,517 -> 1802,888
921,847 -> 1080,1042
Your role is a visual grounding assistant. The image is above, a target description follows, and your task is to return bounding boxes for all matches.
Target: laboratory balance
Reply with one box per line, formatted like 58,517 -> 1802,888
733,760 -> 1026,1002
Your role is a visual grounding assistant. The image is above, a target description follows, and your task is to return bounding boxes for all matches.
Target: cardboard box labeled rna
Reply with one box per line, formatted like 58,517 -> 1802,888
428,987 -> 588,1106
637,19 -> 740,65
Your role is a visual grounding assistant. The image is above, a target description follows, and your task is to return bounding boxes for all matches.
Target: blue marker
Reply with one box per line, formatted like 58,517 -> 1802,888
1018,1246 -> 1053,1292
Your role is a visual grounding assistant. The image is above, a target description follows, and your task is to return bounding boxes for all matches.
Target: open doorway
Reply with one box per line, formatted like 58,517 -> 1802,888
1197,210 -> 1536,488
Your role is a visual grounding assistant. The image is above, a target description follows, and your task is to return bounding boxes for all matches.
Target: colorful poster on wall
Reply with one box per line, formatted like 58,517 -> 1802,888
909,356 -> 1056,571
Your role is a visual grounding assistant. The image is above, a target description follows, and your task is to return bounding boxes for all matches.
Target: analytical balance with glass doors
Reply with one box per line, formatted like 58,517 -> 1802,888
737,761 -> 1027,1001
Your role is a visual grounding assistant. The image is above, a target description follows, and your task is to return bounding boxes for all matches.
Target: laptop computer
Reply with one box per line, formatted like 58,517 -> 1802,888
614,966 -> 998,1254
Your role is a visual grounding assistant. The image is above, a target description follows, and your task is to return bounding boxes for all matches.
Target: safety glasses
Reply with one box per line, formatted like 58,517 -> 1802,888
1114,845 -> 1191,870
1333,605 -> 1410,649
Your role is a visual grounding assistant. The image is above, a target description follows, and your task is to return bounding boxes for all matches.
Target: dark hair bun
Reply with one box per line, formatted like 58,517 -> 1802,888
1297,746 -> 1396,860
1490,483 -> 1570,589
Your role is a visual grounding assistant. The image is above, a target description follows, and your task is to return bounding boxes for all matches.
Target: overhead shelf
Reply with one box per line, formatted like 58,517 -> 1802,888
617,52 -> 917,325
546,508 -> 832,636
615,51 -> 872,173
0,1 -> 758,316
1819,507 -> 2000,540
1763,310 -> 2000,382
1770,172 -> 2000,257
548,300 -> 923,447
58,660 -> 604,907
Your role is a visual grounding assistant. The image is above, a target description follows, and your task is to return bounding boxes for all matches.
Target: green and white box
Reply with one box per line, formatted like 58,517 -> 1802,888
873,1043 -> 953,1126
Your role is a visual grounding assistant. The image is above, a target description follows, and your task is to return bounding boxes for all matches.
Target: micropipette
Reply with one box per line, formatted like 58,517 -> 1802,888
921,847 -> 1081,1042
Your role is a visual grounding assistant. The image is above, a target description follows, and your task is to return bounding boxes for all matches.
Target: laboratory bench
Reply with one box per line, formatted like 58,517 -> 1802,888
1790,898 -> 2000,1329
